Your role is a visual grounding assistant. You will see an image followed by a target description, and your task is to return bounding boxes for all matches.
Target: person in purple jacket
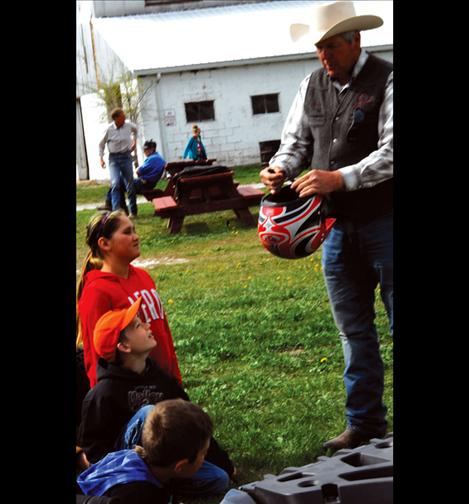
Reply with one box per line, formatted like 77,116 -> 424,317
134,139 -> 167,194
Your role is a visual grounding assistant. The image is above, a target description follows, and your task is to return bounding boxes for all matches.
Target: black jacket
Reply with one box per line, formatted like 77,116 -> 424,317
78,358 -> 233,475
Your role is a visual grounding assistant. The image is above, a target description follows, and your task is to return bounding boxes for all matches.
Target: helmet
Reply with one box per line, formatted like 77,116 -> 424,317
258,186 -> 335,259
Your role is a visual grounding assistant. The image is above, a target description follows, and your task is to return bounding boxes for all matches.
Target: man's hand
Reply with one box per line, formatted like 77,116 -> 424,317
259,165 -> 286,194
130,140 -> 136,152
291,169 -> 344,197
100,157 -> 106,169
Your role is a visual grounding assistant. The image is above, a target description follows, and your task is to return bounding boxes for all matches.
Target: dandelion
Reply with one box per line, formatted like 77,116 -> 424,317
168,299 -> 174,305
320,357 -> 328,364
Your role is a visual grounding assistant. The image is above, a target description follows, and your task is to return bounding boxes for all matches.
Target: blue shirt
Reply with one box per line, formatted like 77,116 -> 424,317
137,152 -> 166,182
77,449 -> 163,497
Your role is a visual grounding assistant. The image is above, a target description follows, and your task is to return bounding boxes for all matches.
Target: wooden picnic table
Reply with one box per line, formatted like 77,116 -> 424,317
149,167 -> 264,234
138,159 -> 217,202
165,158 -> 217,176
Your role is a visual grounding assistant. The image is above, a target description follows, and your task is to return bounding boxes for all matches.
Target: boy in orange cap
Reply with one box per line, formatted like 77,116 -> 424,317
78,298 -> 234,498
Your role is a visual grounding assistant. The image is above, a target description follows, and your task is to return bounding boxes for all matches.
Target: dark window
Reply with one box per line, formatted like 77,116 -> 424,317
259,140 -> 281,164
251,94 -> 279,115
185,100 -> 215,122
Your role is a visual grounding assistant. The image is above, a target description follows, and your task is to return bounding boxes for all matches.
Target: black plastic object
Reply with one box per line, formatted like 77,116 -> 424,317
228,434 -> 393,504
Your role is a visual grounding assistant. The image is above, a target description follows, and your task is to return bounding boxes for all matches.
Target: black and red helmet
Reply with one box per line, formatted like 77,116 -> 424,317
258,186 -> 335,259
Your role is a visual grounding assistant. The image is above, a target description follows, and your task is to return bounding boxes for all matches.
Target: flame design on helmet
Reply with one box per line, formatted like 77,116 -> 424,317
258,190 -> 335,259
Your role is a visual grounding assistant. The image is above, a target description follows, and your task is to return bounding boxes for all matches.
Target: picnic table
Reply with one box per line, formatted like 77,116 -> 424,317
149,165 -> 264,234
138,158 -> 217,202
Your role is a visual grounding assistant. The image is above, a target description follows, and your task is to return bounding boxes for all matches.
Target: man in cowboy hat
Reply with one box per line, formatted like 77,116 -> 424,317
260,1 -> 393,450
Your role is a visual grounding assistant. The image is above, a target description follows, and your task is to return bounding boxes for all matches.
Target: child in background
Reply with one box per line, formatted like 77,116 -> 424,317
183,124 -> 207,161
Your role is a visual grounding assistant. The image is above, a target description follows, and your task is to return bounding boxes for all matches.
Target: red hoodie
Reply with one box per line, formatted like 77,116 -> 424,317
78,265 -> 182,388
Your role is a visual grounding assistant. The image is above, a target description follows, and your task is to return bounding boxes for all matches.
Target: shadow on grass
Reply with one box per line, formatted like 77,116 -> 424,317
184,222 -> 211,235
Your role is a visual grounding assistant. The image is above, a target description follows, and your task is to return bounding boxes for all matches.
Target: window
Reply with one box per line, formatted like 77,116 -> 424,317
259,140 -> 281,164
251,94 -> 279,115
184,100 -> 215,122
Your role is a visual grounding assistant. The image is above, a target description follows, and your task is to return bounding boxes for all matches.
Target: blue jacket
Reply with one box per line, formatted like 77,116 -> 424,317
136,152 -> 166,183
183,136 -> 207,160
77,450 -> 163,497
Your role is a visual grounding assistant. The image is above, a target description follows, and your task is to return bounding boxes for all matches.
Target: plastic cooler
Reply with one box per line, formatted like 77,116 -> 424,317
221,434 -> 393,504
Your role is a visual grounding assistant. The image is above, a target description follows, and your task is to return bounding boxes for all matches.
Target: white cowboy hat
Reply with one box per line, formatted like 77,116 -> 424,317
290,1 -> 383,45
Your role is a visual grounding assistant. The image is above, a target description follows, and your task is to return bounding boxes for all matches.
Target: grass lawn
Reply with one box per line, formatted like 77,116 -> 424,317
76,167 -> 393,502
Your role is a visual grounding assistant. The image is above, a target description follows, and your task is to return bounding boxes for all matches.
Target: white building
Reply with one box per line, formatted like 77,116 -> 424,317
77,1 -> 393,181
77,0 -> 98,180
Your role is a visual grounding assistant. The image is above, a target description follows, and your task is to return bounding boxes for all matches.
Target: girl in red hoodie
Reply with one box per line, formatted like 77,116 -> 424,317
77,210 -> 182,388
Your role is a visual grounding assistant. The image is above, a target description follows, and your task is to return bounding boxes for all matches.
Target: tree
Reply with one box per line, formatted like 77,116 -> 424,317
93,70 -> 153,168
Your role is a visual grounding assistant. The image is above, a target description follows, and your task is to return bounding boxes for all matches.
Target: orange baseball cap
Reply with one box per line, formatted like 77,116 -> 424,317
93,297 -> 143,362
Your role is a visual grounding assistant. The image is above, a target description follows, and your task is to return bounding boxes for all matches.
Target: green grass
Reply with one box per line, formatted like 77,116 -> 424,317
76,170 -> 393,502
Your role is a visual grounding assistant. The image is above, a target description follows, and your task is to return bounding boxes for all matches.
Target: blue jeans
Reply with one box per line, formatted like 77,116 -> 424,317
118,405 -> 229,496
108,152 -> 137,214
321,213 -> 393,436
134,177 -> 159,193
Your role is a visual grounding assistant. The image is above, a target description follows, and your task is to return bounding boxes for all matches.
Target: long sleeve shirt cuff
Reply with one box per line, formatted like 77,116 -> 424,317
339,166 -> 361,191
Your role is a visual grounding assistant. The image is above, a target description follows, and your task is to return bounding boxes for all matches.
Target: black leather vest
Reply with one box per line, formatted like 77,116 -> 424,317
304,54 -> 393,221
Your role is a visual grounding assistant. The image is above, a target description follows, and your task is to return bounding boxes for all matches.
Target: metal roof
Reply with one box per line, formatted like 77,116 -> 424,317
92,1 -> 393,75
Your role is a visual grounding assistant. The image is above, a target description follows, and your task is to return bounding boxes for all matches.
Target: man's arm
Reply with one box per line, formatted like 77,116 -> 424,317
339,71 -> 393,191
98,129 -> 108,169
260,75 -> 314,193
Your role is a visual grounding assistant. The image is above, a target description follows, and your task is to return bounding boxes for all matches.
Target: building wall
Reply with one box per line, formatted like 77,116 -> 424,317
138,49 -> 393,167
77,1 -> 98,96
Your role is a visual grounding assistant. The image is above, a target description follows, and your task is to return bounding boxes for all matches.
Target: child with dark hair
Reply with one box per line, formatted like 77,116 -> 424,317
78,399 -> 218,504
78,300 -> 234,498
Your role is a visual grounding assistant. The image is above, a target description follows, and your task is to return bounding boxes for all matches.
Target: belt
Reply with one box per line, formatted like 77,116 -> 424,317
109,150 -> 131,156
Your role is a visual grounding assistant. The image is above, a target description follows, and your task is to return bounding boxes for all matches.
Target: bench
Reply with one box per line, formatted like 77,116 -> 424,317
138,187 -> 165,202
151,172 -> 265,233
